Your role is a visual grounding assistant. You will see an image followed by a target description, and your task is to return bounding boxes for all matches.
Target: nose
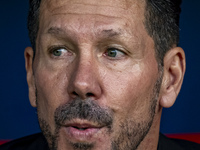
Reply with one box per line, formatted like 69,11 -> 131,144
68,55 -> 102,100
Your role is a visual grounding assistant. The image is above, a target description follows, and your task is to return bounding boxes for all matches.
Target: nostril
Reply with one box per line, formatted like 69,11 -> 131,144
86,92 -> 94,97
72,91 -> 79,96
71,91 -> 94,98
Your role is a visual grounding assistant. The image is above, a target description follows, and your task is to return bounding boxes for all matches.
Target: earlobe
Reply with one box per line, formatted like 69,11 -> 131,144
160,47 -> 186,108
25,47 -> 37,107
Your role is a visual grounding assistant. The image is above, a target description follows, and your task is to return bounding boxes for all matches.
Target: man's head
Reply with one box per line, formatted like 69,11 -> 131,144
25,0 -> 185,150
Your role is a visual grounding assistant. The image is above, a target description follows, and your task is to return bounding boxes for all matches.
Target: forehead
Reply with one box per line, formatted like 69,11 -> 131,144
40,0 -> 146,21
41,0 -> 145,11
39,0 -> 147,40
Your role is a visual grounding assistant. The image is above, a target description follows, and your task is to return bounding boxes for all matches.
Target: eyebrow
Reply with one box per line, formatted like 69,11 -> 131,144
47,27 -> 65,35
47,27 -> 123,39
101,29 -> 122,38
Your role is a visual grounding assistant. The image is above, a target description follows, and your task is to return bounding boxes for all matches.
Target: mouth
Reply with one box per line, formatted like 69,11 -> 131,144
73,127 -> 88,131
71,125 -> 98,131
62,119 -> 104,142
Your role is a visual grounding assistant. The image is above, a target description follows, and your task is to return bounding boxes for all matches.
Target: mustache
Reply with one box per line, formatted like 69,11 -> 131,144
54,98 -> 113,127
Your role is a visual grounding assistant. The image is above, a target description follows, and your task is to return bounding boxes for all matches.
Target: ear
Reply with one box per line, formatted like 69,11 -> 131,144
25,47 -> 37,107
159,47 -> 186,108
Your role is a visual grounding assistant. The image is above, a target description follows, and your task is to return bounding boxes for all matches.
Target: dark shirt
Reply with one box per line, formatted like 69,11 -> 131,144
0,133 -> 49,150
0,133 -> 200,150
158,133 -> 200,150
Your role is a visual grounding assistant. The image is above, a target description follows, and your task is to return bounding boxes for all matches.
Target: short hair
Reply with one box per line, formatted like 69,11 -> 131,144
144,0 -> 182,66
28,0 -> 41,52
27,0 -> 182,65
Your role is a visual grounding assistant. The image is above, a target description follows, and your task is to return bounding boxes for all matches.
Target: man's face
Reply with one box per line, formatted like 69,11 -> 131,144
31,0 -> 162,149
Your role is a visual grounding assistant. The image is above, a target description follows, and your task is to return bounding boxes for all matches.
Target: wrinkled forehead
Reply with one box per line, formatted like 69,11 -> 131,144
40,0 -> 145,17
38,0 -> 149,47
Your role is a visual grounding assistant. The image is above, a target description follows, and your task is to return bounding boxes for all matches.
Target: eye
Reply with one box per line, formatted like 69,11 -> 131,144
105,48 -> 125,58
52,48 -> 66,56
48,45 -> 73,58
107,49 -> 117,57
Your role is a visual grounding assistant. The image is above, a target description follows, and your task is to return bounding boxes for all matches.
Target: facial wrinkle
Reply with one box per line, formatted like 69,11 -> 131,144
43,0 -> 141,20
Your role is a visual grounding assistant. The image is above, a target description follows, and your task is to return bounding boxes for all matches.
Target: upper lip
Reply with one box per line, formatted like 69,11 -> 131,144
62,119 -> 103,129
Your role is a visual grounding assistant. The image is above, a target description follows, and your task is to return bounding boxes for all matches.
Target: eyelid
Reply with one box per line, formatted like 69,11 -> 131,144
107,47 -> 124,52
48,45 -> 68,53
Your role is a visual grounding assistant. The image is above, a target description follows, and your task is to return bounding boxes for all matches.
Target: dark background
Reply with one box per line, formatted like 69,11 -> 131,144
0,1 -> 200,140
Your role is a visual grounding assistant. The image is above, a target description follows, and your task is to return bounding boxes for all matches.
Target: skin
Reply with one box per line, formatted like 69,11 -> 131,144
25,0 -> 186,149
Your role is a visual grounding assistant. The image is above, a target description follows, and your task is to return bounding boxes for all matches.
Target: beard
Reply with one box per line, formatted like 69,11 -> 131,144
38,99 -> 113,150
36,73 -> 162,150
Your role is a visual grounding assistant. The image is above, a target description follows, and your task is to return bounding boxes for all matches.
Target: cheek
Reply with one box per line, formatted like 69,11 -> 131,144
34,66 -> 69,128
103,63 -> 158,120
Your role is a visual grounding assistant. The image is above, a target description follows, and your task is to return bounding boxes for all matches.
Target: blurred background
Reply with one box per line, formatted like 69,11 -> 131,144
0,0 -> 200,140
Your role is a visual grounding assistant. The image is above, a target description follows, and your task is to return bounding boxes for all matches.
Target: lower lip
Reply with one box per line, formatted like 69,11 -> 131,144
64,126 -> 101,141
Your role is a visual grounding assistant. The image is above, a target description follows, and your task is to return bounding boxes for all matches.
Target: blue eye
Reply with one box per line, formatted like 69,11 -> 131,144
49,46 -> 74,60
106,48 -> 125,58
107,49 -> 117,57
52,48 -> 67,56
